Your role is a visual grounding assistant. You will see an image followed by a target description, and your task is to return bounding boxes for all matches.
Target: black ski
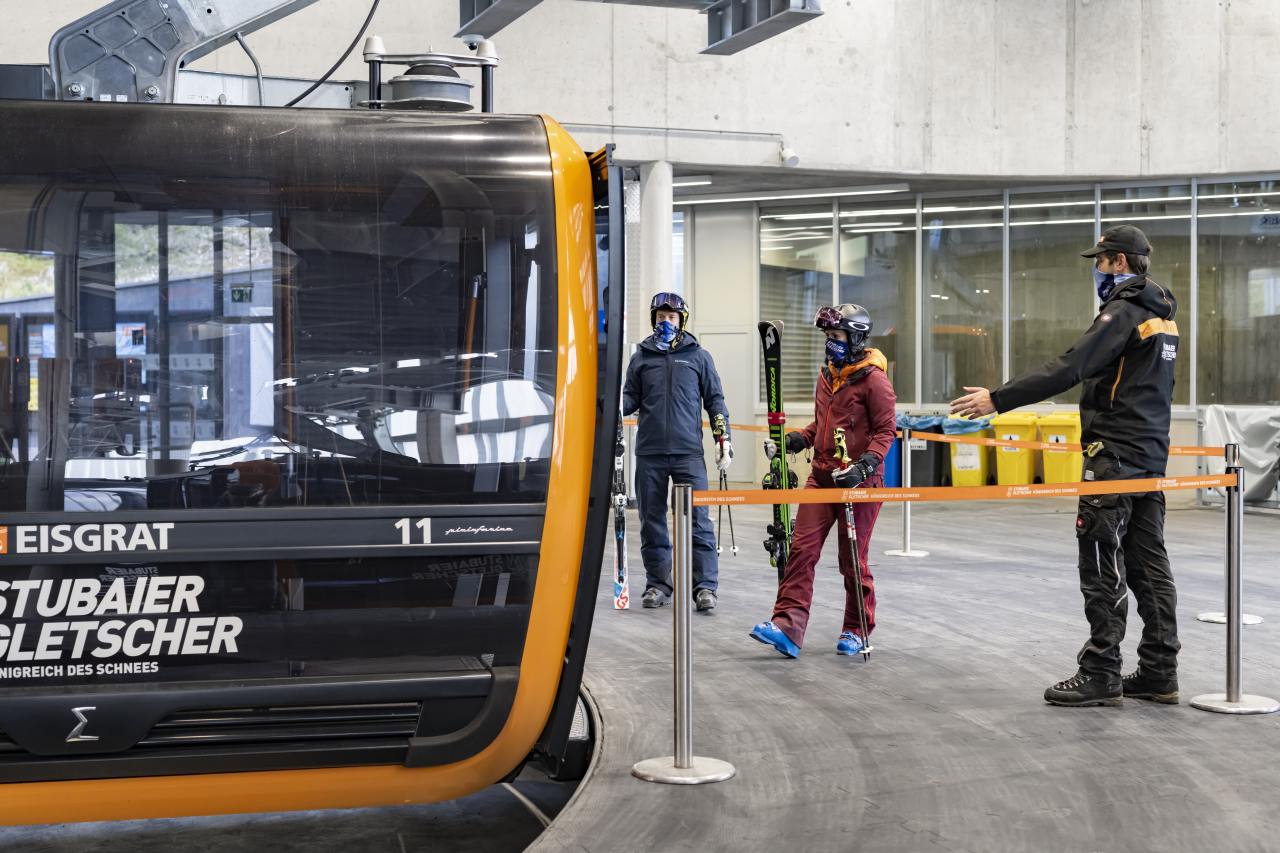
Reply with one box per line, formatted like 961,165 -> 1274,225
611,419 -> 630,609
759,320 -> 796,582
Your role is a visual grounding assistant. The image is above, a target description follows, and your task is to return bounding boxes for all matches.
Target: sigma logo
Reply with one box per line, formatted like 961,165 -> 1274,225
66,706 -> 99,743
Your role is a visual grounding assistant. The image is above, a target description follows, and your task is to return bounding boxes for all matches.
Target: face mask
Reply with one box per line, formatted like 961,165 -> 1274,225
825,337 -> 849,364
1093,268 -> 1117,302
1094,267 -> 1137,302
654,320 -> 678,344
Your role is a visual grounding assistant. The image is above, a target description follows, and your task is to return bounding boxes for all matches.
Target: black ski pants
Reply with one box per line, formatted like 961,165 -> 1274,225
1074,453 -> 1180,680
634,453 -> 717,596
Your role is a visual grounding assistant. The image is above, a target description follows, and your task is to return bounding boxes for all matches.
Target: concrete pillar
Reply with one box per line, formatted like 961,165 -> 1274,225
636,160 -> 674,349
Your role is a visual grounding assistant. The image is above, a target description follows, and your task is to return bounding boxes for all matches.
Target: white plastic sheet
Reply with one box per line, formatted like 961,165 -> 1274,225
1200,405 -> 1280,504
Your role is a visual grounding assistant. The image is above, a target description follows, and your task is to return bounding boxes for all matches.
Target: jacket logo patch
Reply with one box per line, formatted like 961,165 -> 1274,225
1099,313 -> 1112,322
1162,342 -> 1177,361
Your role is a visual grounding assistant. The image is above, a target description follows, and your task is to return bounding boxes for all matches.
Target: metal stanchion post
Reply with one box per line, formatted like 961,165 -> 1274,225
1191,444 -> 1279,715
633,484 -> 737,784
885,426 -> 929,558
1198,443 -> 1262,624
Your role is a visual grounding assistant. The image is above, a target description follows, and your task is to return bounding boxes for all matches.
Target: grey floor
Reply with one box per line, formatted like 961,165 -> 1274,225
534,498 -> 1280,853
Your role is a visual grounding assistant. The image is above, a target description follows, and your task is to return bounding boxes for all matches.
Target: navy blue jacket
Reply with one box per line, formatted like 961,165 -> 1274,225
622,333 -> 730,457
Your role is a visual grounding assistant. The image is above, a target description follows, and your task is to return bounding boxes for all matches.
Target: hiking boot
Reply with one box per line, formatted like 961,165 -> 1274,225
1122,669 -> 1179,704
641,588 -> 669,609
749,621 -> 800,658
695,589 -> 717,612
1044,671 -> 1122,707
836,631 -> 864,656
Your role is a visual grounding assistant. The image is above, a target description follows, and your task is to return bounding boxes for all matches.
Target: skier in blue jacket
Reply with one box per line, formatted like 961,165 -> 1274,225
622,293 -> 733,611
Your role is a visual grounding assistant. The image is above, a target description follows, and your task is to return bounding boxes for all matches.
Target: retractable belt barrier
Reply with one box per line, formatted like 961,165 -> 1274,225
691,474 -> 1236,507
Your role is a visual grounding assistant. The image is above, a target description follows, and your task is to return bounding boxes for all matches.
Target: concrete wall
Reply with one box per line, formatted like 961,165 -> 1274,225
9,1 -> 1280,178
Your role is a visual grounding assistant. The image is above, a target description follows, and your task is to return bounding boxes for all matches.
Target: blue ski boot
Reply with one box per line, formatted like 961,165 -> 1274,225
749,621 -> 800,658
836,631 -> 864,656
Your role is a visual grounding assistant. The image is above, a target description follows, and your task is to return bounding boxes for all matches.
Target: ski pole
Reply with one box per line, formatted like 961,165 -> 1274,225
835,428 -> 873,661
722,470 -> 738,555
712,413 -> 736,556
718,468 -> 738,555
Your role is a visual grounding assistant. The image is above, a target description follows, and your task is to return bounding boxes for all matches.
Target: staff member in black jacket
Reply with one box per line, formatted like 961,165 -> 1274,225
951,224 -> 1181,707
623,293 -> 732,612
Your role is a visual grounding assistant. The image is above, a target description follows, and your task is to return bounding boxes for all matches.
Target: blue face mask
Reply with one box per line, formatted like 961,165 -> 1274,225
654,320 -> 678,344
825,337 -> 849,364
1093,268 -> 1116,301
1093,268 -> 1136,302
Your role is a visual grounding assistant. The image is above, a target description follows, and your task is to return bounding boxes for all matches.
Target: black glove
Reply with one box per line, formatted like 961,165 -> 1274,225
832,452 -> 880,489
785,431 -> 808,454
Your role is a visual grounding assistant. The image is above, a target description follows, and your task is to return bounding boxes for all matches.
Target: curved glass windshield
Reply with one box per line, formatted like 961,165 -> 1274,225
0,107 -> 558,511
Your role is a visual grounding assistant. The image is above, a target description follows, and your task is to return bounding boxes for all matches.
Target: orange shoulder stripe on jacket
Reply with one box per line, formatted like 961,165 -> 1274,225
1138,318 -> 1179,340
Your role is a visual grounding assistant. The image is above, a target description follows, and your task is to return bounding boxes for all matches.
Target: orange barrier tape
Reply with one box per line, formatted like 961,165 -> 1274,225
692,474 -> 1236,506
906,431 -> 1223,457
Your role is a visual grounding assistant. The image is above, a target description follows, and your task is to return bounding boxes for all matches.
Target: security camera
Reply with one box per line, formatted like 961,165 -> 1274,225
779,145 -> 800,168
458,35 -> 498,60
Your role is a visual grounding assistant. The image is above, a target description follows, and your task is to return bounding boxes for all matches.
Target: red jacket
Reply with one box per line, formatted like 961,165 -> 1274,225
799,348 -> 898,476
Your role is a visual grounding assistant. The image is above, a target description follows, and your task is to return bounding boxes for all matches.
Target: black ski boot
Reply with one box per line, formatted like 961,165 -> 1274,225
1044,671 -> 1122,707
1122,669 -> 1179,704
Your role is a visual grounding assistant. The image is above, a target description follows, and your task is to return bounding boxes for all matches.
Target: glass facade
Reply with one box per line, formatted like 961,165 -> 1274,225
1197,179 -> 1280,405
759,204 -> 833,401
921,197 -> 1003,404
756,176 -> 1280,408
838,197 -> 916,399
1008,190 -> 1095,403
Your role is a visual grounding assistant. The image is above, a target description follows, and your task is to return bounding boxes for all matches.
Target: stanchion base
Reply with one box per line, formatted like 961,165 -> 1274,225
884,549 -> 930,558
632,756 -> 736,785
1197,612 -> 1263,625
1189,693 -> 1280,715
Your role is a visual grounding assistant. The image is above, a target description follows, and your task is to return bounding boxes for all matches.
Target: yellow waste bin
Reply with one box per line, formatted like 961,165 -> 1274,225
1038,411 -> 1084,484
949,427 -> 993,487
991,412 -> 1040,485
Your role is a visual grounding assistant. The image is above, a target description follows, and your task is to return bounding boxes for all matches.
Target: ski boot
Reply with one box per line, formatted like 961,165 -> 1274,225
1043,670 -> 1122,707
836,631 -> 864,656
749,621 -> 800,658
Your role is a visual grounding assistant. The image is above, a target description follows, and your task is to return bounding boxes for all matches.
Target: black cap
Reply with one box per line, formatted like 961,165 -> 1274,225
1081,224 -> 1152,258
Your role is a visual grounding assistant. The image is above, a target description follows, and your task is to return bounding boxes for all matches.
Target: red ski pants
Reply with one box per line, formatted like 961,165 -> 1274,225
771,473 -> 881,648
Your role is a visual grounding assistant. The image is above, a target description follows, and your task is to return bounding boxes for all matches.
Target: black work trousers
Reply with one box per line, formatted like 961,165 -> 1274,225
1074,453 -> 1180,680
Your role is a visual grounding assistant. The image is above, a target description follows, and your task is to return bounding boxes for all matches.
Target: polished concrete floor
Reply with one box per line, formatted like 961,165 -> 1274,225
535,499 -> 1280,853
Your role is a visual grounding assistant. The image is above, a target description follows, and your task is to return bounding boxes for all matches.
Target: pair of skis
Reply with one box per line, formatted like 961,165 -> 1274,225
758,321 -> 797,583
612,419 -> 630,609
